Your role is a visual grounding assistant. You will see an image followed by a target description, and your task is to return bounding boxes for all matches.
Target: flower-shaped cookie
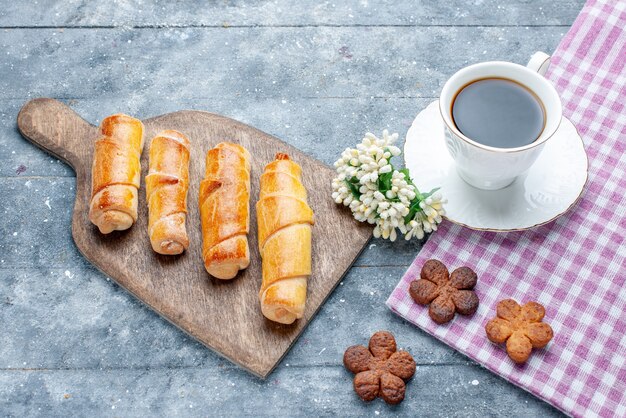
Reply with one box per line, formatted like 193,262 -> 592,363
409,259 -> 479,324
343,331 -> 416,404
485,299 -> 553,363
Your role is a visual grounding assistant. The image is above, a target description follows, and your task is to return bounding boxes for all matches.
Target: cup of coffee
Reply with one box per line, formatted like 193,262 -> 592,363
439,52 -> 562,190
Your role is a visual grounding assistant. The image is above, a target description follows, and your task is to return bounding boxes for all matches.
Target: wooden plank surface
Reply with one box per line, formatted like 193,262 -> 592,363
0,27 -> 568,99
0,0 -> 581,26
0,0 -> 586,415
16,98 -> 371,378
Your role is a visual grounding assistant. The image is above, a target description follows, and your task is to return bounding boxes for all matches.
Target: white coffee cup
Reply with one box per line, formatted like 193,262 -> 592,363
439,52 -> 562,190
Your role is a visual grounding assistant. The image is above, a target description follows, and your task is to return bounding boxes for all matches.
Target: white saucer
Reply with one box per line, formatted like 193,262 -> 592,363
404,101 -> 588,231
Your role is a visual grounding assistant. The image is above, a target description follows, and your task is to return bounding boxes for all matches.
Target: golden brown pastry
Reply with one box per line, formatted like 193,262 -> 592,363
89,113 -> 144,234
199,142 -> 251,279
145,130 -> 190,255
257,153 -> 314,324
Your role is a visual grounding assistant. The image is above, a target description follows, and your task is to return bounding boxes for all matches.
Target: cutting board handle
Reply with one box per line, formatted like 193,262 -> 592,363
17,98 -> 94,175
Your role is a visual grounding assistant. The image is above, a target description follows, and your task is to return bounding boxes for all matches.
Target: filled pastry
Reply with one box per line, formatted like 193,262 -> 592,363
257,153 -> 314,324
89,113 -> 144,234
199,142 -> 251,279
145,130 -> 190,255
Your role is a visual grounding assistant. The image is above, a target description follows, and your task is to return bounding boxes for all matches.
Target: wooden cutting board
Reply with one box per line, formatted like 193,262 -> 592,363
17,98 -> 372,378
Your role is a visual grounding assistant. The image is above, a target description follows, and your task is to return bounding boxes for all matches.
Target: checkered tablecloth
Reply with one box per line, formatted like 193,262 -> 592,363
386,1 -> 626,416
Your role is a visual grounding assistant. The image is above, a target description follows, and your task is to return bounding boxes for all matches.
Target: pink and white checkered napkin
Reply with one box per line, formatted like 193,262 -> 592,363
386,1 -> 626,416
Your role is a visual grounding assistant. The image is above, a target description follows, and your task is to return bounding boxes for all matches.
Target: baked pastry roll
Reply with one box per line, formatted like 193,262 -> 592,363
89,113 -> 144,234
199,142 -> 251,279
145,130 -> 190,255
257,153 -> 314,324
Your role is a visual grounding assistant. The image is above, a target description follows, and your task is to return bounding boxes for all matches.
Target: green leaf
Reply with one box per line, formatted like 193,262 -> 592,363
377,171 -> 394,194
421,187 -> 441,200
397,166 -> 441,204
399,168 -> 412,182
399,167 -> 420,193
345,178 -> 361,199
403,198 -> 422,224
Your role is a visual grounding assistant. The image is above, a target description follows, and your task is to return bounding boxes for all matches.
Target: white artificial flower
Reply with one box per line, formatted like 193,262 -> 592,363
416,192 -> 447,234
403,219 -> 425,241
331,130 -> 444,241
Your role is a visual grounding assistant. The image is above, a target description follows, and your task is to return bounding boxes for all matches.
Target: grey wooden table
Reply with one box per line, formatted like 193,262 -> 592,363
0,1 -> 584,416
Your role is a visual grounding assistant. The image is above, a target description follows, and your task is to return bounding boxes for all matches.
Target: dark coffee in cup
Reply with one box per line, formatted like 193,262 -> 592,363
451,78 -> 546,148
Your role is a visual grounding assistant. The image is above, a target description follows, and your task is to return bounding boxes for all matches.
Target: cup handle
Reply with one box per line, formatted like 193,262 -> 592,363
527,51 -> 551,76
